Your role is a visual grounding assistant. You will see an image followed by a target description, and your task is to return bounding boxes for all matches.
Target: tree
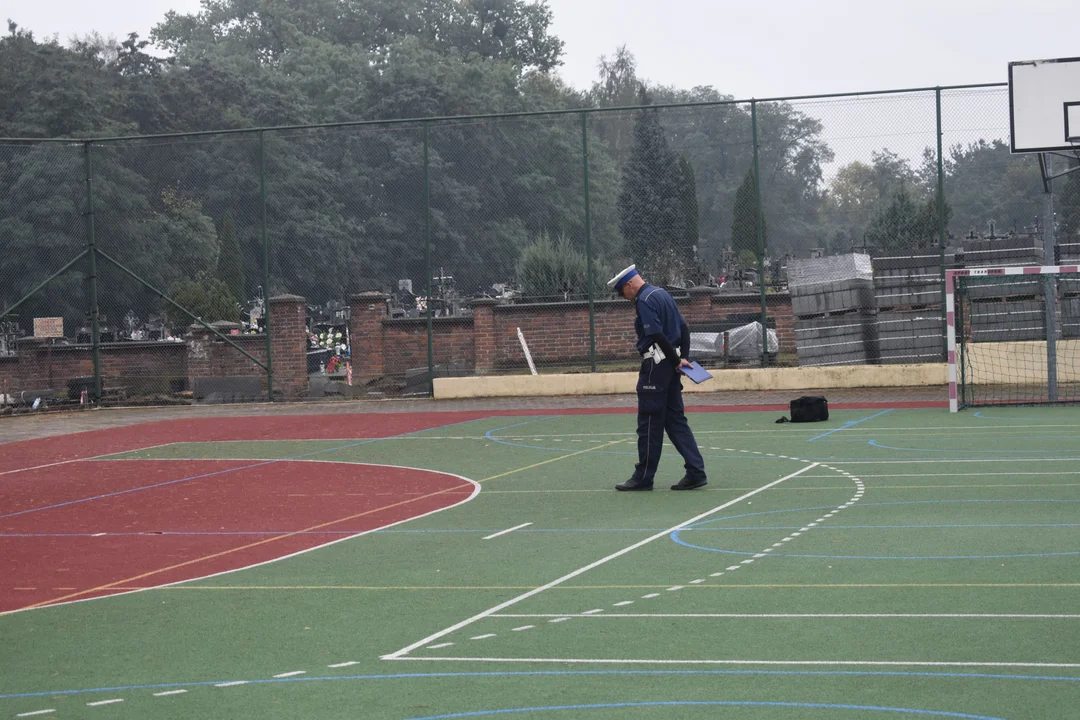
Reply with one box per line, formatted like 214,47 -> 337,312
942,140 -> 1043,236
730,169 -> 766,266
822,150 -> 922,252
217,213 -> 246,302
863,183 -> 950,253
165,271 -> 239,329
516,232 -> 603,300
618,97 -> 691,284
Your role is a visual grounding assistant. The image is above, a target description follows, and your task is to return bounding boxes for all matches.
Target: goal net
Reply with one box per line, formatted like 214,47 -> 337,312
948,266 -> 1080,411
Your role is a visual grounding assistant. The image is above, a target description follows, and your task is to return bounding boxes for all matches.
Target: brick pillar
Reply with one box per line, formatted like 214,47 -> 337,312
687,286 -> 719,323
269,294 -> 307,399
349,292 -> 389,379
471,298 -> 499,373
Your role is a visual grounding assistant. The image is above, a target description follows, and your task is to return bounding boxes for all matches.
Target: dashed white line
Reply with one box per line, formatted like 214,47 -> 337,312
86,699 -> 124,707
273,670 -> 306,678
666,586 -> 685,591
582,609 -> 604,615
511,625 -> 535,632
726,565 -> 741,570
153,690 -> 188,697
428,642 -> 455,649
471,633 -> 498,639
689,579 -> 706,584
709,572 -> 724,577
214,681 -> 248,687
642,593 -> 660,599
549,617 -> 572,623
614,601 -> 634,606
328,661 -> 360,668
16,711 -> 56,717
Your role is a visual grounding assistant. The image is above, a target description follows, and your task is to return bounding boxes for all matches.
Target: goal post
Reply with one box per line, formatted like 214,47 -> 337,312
947,265 -> 1080,411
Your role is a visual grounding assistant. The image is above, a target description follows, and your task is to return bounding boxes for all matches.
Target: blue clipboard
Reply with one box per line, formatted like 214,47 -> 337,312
679,361 -> 713,384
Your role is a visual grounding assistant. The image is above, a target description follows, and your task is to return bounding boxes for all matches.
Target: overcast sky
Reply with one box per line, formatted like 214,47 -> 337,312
8,0 -> 1077,98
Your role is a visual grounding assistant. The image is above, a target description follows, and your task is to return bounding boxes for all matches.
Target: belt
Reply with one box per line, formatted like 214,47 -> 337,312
644,345 -> 680,363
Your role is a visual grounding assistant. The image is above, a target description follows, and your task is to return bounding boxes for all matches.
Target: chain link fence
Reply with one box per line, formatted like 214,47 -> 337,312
3,82 -> 1078,408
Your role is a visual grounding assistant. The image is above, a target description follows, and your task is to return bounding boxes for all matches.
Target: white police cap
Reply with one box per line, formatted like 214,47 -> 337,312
606,265 -> 638,291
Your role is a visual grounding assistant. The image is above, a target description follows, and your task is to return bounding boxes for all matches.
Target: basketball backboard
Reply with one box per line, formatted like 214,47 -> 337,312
1009,57 -> 1080,153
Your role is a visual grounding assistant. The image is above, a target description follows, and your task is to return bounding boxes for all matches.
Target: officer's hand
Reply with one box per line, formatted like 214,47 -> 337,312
679,359 -> 692,370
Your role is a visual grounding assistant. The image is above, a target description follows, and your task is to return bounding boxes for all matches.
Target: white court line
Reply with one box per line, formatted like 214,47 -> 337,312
15,711 -> 55,717
86,699 -> 124,706
272,670 -> 306,678
482,523 -> 533,540
825,458 -> 1080,465
214,681 -> 249,687
0,443 -> 177,476
382,462 -> 820,660
804,471 -> 1080,478
390,657 -> 1080,669
153,689 -> 188,696
491,613 -> 1080,619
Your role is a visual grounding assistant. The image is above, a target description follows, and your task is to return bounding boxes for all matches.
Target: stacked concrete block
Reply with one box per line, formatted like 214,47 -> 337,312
793,315 -> 880,367
790,279 -> 875,317
967,298 -> 1046,343
1061,297 -> 1080,338
790,253 -> 878,367
960,235 -> 1044,268
872,252 -> 951,309
876,311 -> 943,365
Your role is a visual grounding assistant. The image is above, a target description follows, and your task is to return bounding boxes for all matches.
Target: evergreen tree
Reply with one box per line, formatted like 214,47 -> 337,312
217,213 -> 246,302
617,97 -> 686,283
730,168 -> 767,268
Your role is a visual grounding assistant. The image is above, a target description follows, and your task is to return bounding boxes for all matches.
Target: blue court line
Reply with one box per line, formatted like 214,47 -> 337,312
484,416 -> 564,447
0,416 -> 491,521
3,668 -> 1077,700
807,409 -> 894,442
407,701 -> 1006,720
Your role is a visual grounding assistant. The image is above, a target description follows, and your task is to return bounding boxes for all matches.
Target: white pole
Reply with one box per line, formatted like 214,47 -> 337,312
517,327 -> 538,376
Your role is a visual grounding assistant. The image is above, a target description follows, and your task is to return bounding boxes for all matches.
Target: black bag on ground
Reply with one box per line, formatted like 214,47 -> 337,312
776,396 -> 829,423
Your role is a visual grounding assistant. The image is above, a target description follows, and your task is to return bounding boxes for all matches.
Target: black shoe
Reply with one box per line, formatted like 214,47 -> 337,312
616,477 -> 654,491
671,475 -> 708,490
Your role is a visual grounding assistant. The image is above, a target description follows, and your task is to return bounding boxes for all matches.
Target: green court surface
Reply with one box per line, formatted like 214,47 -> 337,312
3,406 -> 1080,719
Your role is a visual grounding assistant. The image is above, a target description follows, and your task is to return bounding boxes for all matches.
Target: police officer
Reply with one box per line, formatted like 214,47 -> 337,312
608,265 -> 708,491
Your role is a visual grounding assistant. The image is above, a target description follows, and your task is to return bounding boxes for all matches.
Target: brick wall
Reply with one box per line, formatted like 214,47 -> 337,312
2,339 -> 187,398
379,317 -> 476,372
358,290 -> 795,376
2,291 -> 795,400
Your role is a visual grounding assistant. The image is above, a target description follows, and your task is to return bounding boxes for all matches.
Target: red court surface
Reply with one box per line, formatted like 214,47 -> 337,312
0,459 -> 475,614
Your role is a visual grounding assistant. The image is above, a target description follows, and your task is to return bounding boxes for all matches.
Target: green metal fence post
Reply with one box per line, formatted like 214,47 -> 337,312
582,111 -> 597,372
751,100 -> 768,366
260,131 -> 275,401
84,142 -> 102,401
424,122 -> 435,395
936,87 -> 948,359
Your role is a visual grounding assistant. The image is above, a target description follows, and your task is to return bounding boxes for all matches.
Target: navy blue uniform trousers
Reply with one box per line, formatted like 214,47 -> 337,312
634,357 -> 706,483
